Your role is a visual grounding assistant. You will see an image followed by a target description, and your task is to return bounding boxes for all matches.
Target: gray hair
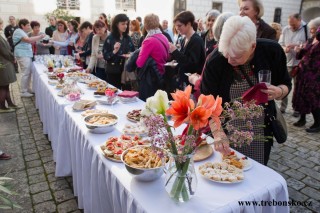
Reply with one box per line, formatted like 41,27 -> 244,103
219,16 -> 256,58
206,9 -> 221,20
308,17 -> 320,29
212,12 -> 234,41
238,0 -> 264,19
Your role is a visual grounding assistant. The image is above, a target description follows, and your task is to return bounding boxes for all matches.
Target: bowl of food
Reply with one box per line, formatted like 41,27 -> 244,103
121,145 -> 165,181
84,113 -> 118,134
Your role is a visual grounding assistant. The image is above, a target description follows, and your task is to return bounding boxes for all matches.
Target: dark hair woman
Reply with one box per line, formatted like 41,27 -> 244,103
28,21 -> 50,55
103,14 -> 135,89
168,11 -> 206,92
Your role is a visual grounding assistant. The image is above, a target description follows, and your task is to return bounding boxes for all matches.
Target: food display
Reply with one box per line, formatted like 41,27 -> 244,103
57,79 -> 83,97
123,146 -> 163,169
127,109 -> 142,122
84,113 -> 118,134
94,87 -> 118,96
48,73 -> 58,80
222,151 -> 251,170
81,109 -> 109,117
88,80 -> 107,89
66,92 -> 81,101
86,114 -> 117,125
100,135 -> 148,161
55,68 -> 66,73
122,122 -> 148,136
72,100 -> 97,111
199,162 -> 244,183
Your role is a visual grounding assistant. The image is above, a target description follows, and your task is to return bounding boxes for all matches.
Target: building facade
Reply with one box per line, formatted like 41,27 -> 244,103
0,0 -> 319,32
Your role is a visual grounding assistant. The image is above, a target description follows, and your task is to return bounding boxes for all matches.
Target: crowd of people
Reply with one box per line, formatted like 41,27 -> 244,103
0,0 -> 319,164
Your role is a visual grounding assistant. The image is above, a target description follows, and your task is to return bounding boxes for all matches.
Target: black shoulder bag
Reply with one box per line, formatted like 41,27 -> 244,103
239,66 -> 287,144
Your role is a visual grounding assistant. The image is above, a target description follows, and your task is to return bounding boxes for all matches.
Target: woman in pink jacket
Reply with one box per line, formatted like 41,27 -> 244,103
136,13 -> 169,75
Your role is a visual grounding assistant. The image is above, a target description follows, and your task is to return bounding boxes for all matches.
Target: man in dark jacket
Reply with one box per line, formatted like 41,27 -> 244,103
4,16 -> 18,51
45,16 -> 57,54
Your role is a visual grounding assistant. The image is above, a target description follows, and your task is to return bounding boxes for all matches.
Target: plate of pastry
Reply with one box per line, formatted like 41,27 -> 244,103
122,122 -> 148,137
198,161 -> 244,183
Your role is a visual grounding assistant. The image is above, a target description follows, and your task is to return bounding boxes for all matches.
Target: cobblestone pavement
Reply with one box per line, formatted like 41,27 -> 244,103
0,74 -> 81,213
0,76 -> 319,213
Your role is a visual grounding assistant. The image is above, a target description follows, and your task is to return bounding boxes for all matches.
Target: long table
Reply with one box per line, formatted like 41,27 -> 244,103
32,62 -> 290,213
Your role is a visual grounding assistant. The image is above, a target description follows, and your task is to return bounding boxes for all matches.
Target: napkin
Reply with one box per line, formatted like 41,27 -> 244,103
242,83 -> 268,105
118,90 -> 139,98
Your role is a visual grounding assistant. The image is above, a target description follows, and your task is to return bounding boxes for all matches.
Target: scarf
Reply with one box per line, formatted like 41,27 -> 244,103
146,28 -> 162,38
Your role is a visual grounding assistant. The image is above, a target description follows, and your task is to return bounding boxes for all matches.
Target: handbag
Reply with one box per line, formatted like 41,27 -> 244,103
290,65 -> 299,77
267,101 -> 288,144
106,62 -> 122,74
239,66 -> 288,143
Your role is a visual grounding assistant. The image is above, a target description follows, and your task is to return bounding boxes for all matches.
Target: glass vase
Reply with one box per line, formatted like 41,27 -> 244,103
164,153 -> 197,202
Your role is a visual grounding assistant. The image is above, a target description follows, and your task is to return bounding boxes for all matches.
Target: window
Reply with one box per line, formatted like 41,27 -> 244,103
273,8 -> 282,23
57,0 -> 80,10
212,2 -> 222,12
174,0 -> 186,17
115,0 -> 136,11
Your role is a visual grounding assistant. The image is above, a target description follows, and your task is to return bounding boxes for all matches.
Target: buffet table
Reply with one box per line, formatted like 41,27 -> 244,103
32,62 -> 290,213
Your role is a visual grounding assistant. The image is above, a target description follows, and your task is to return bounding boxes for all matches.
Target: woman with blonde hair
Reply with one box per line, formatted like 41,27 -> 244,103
201,16 -> 291,165
129,19 -> 141,50
238,0 -> 276,40
52,19 -> 69,55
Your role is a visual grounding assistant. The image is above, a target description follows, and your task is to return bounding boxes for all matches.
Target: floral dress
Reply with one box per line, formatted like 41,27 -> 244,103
292,40 -> 320,114
229,63 -> 266,164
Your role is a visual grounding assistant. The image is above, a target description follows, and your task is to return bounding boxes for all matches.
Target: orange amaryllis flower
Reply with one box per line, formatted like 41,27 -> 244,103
197,94 -> 215,109
166,86 -> 194,128
211,96 -> 223,129
189,106 -> 212,130
171,85 -> 192,101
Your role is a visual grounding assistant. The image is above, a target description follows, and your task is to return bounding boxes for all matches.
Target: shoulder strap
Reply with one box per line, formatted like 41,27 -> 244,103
151,35 -> 169,53
303,25 -> 308,41
238,65 -> 254,87
14,39 -> 22,48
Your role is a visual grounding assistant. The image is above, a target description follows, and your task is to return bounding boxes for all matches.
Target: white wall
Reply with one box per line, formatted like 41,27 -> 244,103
0,0 -> 303,33
187,0 -> 301,27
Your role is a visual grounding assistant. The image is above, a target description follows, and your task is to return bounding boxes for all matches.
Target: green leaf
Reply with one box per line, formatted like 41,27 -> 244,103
0,205 -> 13,209
0,177 -> 13,181
0,195 -> 14,209
0,185 -> 13,195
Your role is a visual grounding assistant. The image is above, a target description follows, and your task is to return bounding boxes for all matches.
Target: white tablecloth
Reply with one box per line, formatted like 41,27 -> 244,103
32,62 -> 290,213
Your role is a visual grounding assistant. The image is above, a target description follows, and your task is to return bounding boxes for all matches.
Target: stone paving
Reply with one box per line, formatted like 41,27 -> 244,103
0,74 -> 81,213
0,75 -> 319,213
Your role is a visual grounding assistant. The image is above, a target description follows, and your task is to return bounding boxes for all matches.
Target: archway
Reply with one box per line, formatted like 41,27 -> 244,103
302,7 -> 320,22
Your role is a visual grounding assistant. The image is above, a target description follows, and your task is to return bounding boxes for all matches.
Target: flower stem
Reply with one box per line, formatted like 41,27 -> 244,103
172,158 -> 191,201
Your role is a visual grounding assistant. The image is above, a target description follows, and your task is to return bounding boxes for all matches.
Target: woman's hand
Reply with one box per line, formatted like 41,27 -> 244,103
113,42 -> 121,53
261,84 -> 285,100
188,73 -> 200,85
85,68 -> 91,73
209,120 -> 231,155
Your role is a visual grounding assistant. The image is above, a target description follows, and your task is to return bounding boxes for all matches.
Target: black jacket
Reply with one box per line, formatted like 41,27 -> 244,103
171,32 -> 205,86
257,19 -> 277,41
103,33 -> 135,65
126,49 -> 162,101
79,32 -> 94,58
